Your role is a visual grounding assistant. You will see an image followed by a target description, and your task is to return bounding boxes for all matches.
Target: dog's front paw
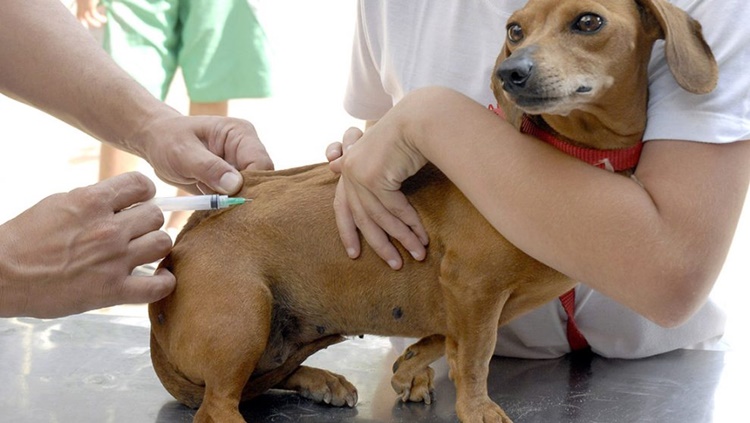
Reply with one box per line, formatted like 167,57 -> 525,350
456,398 -> 513,423
391,365 -> 435,404
285,366 -> 358,407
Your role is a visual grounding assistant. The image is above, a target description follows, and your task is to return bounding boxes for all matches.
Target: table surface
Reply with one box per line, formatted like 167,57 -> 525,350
1,314 -> 746,423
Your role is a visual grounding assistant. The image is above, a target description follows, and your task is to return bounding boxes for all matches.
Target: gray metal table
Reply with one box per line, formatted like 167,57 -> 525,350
1,314 -> 745,422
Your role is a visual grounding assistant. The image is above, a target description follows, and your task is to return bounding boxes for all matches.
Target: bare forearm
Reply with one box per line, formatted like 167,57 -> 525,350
0,0 -> 177,156
399,87 -> 750,326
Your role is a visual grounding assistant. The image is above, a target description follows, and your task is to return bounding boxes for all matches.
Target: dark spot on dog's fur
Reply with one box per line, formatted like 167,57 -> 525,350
392,306 -> 404,320
316,326 -> 326,335
392,360 -> 400,373
157,313 -> 166,325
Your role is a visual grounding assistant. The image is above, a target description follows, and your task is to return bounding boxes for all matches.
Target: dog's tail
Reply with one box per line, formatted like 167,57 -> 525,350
240,334 -> 346,401
150,331 -> 206,409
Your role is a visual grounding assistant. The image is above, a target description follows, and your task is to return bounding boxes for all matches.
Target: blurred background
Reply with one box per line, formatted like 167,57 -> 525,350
1,1 -> 747,353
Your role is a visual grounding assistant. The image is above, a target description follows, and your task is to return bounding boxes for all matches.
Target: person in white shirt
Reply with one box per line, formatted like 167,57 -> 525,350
327,0 -> 750,358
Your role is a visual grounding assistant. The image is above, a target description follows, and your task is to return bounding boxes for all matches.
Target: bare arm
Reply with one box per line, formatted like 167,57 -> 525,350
0,0 -> 274,317
1,0 -> 164,154
0,0 -> 273,194
338,86 -> 750,327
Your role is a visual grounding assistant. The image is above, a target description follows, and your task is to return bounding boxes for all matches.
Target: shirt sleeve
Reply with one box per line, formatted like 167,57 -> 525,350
343,1 -> 394,121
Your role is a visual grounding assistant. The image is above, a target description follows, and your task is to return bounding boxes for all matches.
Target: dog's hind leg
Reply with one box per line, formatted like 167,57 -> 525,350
390,334 -> 445,404
240,335 -> 357,407
443,280 -> 513,423
190,283 -> 274,423
276,365 -> 359,407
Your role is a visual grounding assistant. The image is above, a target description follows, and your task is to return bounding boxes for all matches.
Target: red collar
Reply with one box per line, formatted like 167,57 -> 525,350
489,105 -> 642,172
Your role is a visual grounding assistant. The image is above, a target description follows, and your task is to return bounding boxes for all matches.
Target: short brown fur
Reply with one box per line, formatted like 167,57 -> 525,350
149,1 -> 716,422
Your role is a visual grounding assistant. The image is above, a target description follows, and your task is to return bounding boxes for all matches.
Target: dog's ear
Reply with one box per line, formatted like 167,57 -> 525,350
638,0 -> 718,94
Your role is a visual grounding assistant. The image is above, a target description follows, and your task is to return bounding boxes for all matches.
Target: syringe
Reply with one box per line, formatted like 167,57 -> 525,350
147,195 -> 248,211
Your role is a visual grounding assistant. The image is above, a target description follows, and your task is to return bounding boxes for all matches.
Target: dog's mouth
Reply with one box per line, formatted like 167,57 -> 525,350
506,85 -> 594,114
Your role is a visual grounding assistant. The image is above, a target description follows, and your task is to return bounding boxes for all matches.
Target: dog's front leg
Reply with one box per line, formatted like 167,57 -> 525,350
443,282 -> 513,423
391,334 -> 446,403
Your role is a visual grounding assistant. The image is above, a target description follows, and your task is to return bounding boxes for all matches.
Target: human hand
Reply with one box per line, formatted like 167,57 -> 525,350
0,173 -> 174,318
75,0 -> 106,29
135,115 -> 274,195
326,127 -> 367,260
327,123 -> 429,269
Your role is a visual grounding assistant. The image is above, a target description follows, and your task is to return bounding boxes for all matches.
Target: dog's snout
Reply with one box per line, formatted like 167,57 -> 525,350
498,55 -> 534,91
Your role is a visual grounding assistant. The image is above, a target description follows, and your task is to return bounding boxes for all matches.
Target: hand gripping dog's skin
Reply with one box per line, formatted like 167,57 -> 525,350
149,1 -> 717,422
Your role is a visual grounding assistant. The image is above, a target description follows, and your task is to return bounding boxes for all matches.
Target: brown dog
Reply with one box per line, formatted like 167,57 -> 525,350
149,0 -> 717,422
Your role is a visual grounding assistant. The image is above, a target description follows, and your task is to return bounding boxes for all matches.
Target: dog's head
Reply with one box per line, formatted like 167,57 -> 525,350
491,0 -> 717,119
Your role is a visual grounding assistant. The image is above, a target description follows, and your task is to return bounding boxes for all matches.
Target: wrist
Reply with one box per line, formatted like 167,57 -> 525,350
397,86 -> 518,171
396,87 -> 471,164
124,103 -> 182,160
389,87 -> 455,167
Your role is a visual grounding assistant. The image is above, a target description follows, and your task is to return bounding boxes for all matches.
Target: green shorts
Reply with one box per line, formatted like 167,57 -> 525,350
102,0 -> 272,102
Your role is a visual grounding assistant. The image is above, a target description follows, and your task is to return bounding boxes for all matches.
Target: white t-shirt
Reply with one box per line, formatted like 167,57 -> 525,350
344,0 -> 750,359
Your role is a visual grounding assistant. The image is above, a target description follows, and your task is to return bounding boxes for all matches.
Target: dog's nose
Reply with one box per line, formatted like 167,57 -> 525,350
497,55 -> 534,91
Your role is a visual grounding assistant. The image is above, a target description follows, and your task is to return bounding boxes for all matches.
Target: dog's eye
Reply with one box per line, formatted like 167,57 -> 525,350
507,23 -> 524,43
573,14 -> 604,33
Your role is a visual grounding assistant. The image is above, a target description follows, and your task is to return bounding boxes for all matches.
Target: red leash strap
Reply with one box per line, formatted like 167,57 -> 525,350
559,289 -> 590,351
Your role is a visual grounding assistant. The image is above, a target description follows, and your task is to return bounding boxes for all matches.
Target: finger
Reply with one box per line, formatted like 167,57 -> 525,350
115,201 -> 165,240
344,184 -> 405,269
356,189 -> 427,265
126,230 -> 173,269
329,127 -> 364,173
243,158 -> 274,172
116,269 -> 176,305
328,145 -> 344,175
333,179 -> 361,259
180,147 -> 245,195
213,118 -> 274,172
342,127 -> 364,150
379,191 -> 430,253
326,142 -> 343,163
97,172 -> 156,212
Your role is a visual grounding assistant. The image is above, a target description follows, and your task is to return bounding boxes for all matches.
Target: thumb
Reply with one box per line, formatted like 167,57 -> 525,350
189,150 -> 245,195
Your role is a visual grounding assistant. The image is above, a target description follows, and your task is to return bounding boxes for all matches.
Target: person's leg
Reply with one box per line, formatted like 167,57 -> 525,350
98,144 -> 142,181
99,0 -> 179,182
178,0 -> 272,103
189,101 -> 228,117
